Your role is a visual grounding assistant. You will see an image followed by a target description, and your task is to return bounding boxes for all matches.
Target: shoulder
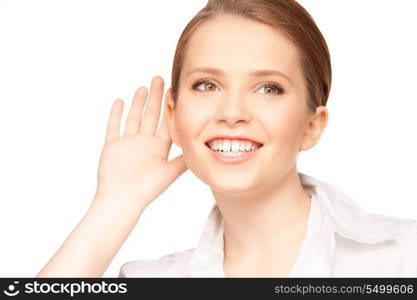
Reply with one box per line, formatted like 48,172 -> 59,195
333,213 -> 417,276
118,248 -> 195,278
369,212 -> 417,240
358,212 -> 417,250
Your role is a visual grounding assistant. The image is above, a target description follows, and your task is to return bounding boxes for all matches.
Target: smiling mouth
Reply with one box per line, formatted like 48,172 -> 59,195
203,141 -> 264,163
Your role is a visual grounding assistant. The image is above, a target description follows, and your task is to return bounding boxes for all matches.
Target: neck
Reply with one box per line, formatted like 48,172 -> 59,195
212,167 -> 311,259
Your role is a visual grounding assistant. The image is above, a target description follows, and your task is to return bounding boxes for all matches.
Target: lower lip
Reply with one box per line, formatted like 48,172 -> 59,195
205,145 -> 262,164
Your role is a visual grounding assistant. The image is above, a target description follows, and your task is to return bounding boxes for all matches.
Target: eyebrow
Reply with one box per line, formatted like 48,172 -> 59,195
185,67 -> 293,85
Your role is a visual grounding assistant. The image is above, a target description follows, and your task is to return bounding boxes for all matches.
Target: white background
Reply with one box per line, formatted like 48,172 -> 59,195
0,0 -> 416,277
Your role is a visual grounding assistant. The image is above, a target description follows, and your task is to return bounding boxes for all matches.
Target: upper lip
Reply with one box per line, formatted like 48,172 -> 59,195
205,135 -> 264,147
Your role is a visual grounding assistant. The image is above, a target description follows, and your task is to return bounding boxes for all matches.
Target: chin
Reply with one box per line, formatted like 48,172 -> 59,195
207,174 -> 262,196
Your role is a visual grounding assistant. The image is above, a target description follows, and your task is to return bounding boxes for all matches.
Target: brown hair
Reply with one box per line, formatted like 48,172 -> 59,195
170,0 -> 331,113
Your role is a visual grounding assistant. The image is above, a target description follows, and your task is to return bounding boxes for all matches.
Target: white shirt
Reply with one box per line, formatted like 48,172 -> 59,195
118,172 -> 417,277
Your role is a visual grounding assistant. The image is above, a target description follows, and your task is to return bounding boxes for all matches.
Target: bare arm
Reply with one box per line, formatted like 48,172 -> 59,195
35,196 -> 145,277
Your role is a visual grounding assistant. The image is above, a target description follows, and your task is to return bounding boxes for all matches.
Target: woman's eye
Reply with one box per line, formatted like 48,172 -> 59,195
257,83 -> 284,96
191,80 -> 284,96
192,80 -> 219,92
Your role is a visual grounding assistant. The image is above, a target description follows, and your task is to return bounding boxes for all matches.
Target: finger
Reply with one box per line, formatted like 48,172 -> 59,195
105,99 -> 124,142
123,87 -> 147,137
139,76 -> 164,136
157,87 -> 173,143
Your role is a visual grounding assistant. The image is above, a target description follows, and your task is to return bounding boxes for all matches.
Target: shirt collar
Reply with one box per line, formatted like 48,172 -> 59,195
186,172 -> 401,277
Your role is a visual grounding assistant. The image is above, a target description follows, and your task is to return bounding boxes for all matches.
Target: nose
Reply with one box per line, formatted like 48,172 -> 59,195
214,89 -> 252,126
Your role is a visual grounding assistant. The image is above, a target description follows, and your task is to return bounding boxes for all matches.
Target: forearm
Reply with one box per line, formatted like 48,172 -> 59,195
36,197 -> 145,277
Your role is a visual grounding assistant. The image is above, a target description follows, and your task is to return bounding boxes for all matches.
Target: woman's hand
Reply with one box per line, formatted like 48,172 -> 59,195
93,76 -> 188,211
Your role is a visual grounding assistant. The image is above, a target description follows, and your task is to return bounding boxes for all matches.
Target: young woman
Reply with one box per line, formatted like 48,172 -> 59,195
36,0 -> 417,277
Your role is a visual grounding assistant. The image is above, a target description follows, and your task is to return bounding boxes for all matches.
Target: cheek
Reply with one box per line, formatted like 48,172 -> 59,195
174,103 -> 208,144
266,104 -> 305,148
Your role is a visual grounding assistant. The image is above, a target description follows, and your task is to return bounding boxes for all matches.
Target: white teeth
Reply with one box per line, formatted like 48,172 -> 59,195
231,141 -> 240,152
219,151 -> 245,157
208,139 -> 260,152
223,141 -> 231,152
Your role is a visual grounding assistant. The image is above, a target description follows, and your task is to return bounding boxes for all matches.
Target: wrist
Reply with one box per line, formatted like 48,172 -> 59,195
90,193 -> 147,220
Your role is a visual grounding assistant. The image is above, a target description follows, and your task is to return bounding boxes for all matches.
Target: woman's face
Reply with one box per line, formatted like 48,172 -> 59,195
167,15 -> 324,196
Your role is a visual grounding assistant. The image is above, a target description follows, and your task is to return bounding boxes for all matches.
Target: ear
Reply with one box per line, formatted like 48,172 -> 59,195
299,106 -> 328,151
165,87 -> 182,147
